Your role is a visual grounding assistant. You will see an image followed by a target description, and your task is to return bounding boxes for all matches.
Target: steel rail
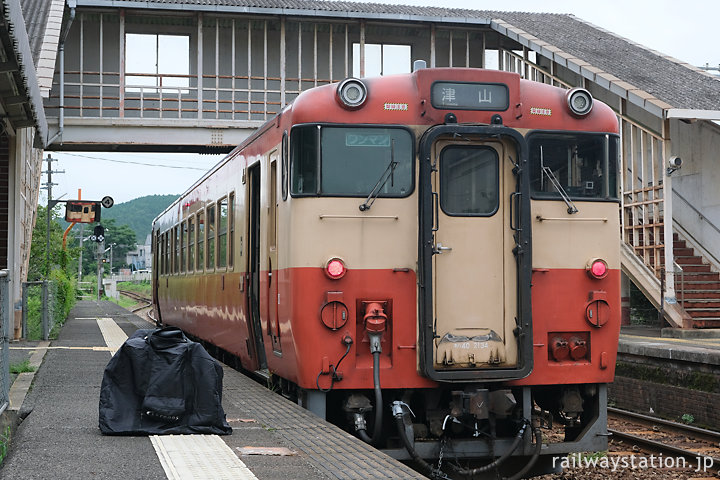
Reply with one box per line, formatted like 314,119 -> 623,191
117,289 -> 152,312
607,428 -> 720,469
608,407 -> 720,469
608,407 -> 720,443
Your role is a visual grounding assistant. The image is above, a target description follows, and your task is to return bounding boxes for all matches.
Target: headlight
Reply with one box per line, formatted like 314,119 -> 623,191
336,78 -> 368,110
566,88 -> 593,117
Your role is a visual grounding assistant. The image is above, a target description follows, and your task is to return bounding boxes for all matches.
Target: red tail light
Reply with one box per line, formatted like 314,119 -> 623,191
587,258 -> 608,279
326,258 -> 347,279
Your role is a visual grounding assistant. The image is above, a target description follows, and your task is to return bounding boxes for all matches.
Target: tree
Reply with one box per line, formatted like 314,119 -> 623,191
73,218 -> 138,275
28,205 -> 80,281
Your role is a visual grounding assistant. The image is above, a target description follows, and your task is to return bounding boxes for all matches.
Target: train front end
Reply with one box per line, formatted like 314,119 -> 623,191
274,68 -> 620,476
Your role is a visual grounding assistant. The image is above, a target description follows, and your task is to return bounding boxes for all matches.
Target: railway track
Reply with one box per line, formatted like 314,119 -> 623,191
607,407 -> 720,470
117,289 -> 152,312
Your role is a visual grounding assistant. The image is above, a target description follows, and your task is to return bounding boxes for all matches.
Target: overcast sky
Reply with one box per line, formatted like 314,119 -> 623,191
46,0 -> 718,206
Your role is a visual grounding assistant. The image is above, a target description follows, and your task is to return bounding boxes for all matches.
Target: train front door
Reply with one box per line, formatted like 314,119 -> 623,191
248,163 -> 268,370
429,136 -> 519,372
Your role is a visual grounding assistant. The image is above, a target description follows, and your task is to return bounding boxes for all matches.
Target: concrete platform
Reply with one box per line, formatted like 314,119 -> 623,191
619,325 -> 720,365
0,301 -> 424,480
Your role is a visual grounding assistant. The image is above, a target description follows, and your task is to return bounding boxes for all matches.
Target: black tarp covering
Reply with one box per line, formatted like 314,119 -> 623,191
99,327 -> 232,435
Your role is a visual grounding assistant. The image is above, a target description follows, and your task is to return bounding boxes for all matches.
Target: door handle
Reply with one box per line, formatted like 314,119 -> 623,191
435,243 -> 452,254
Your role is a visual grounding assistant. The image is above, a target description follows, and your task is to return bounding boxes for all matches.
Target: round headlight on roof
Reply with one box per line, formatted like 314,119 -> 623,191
336,78 -> 368,110
566,88 -> 594,117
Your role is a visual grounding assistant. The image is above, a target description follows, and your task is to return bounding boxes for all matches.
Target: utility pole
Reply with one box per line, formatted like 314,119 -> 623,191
97,238 -> 104,301
41,154 -> 64,277
77,224 -> 84,281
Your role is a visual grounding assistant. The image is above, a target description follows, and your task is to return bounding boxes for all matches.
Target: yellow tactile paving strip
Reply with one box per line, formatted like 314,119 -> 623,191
96,317 -> 128,355
151,434 -> 258,480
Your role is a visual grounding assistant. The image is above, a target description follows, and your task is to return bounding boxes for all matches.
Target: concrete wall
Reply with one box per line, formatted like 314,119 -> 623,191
671,119 -> 720,267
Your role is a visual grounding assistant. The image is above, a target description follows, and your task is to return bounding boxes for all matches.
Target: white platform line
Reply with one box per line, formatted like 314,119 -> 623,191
96,317 -> 128,355
150,434 -> 258,480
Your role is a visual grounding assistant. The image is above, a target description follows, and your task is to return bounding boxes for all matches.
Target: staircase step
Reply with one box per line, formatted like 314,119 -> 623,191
680,281 -> 720,289
681,290 -> 720,299
691,318 -> 720,328
682,300 -> 720,309
674,248 -> 695,256
674,240 -> 688,249
678,264 -> 712,273
686,308 -> 720,318
680,272 -> 720,281
675,256 -> 704,265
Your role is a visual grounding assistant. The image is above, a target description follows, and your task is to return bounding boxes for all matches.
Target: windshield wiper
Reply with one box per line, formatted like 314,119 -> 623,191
359,140 -> 397,211
540,146 -> 578,214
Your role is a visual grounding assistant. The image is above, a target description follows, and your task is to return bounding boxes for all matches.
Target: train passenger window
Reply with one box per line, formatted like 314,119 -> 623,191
197,211 -> 205,271
174,226 -> 180,274
290,125 -> 413,197
159,232 -> 165,275
206,205 -> 216,269
167,232 -> 171,274
528,133 -> 619,201
217,198 -> 228,268
181,220 -> 187,273
162,232 -> 167,275
440,146 -> 499,216
188,216 -> 195,273
228,193 -> 235,268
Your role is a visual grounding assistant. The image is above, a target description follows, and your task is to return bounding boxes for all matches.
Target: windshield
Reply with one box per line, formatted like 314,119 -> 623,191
291,126 -> 413,197
528,133 -> 619,201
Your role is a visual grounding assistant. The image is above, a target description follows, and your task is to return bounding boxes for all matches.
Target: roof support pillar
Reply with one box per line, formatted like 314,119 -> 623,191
119,9 -> 125,117
197,13 -> 203,120
662,118 -> 677,303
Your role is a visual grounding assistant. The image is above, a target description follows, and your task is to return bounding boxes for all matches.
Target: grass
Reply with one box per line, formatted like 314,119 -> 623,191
0,426 -> 11,466
107,295 -> 136,309
10,359 -> 35,374
117,280 -> 151,296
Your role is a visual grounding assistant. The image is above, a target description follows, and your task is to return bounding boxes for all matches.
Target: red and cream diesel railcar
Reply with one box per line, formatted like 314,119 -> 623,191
152,66 -> 620,477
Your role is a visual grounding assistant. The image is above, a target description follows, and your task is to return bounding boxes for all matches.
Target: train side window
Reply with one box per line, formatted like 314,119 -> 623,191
440,146 -> 499,216
188,215 -> 195,273
164,232 -> 171,275
159,232 -> 165,275
228,192 -> 235,268
206,205 -> 216,270
290,125 -> 319,194
217,198 -> 228,269
281,131 -> 289,201
197,210 -> 205,271
174,226 -> 180,274
180,220 -> 187,273
528,133 -> 619,201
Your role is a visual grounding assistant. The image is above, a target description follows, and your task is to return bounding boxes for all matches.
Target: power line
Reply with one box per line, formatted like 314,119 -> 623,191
59,152 -> 213,171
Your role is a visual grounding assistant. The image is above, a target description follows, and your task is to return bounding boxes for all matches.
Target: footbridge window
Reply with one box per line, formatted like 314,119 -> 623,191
125,33 -> 190,93
352,43 -> 411,77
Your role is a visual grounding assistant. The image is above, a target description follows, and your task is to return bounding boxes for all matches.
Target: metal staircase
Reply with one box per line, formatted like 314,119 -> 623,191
673,234 -> 720,328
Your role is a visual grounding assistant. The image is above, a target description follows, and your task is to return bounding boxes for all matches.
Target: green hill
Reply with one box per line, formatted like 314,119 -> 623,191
102,194 -> 178,243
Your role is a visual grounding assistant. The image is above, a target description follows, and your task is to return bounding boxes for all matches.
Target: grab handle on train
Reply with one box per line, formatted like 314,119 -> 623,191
510,191 -> 521,232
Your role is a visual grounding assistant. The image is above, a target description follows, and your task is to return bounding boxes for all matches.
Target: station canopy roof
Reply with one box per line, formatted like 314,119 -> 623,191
43,0 -> 720,120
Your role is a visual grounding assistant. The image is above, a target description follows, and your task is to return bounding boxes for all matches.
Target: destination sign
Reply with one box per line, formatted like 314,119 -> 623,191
431,82 -> 509,111
345,133 -> 391,147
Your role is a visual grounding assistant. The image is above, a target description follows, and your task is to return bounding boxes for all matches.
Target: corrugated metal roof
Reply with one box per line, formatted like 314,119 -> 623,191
1,0 -> 48,146
19,0 -> 52,62
66,0 -> 720,114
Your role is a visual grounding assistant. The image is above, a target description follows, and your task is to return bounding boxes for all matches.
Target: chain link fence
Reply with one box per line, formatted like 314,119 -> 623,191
0,270 -> 10,413
21,281 -> 59,341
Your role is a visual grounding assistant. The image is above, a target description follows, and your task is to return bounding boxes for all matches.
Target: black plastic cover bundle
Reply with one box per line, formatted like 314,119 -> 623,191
99,327 -> 232,435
